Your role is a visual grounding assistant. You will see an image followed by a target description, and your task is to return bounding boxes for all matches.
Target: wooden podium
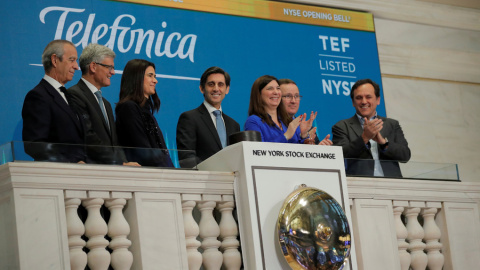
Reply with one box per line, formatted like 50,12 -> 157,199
198,141 -> 358,270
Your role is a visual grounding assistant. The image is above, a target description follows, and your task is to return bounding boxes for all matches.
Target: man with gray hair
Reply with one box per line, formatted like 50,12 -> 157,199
22,40 -> 85,162
68,43 -> 138,165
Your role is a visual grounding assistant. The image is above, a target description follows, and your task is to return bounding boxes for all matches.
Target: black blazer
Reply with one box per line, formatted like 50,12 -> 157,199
116,100 -> 173,167
332,115 -> 411,178
22,79 -> 85,163
68,79 -> 126,164
176,103 -> 240,167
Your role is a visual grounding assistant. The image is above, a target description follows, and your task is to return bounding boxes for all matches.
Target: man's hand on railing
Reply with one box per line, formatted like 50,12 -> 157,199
123,162 -> 141,166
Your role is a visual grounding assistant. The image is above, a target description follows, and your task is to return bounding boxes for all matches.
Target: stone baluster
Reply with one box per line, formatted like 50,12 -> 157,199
198,198 -> 223,270
218,199 -> 241,270
405,204 -> 427,270
182,199 -> 202,270
422,203 -> 444,270
65,194 -> 87,270
83,196 -> 111,270
105,195 -> 133,270
393,201 -> 410,270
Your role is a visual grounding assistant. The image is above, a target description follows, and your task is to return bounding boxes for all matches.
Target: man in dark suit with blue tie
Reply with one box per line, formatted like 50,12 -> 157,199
176,67 -> 240,167
22,40 -> 85,163
332,79 -> 411,177
68,43 -> 138,166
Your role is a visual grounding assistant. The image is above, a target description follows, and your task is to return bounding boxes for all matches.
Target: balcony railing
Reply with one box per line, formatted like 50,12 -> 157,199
1,141 -> 199,169
0,142 -> 478,270
1,141 -> 460,181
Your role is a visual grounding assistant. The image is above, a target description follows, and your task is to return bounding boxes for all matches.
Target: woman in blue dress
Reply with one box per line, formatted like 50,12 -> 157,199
244,75 -> 315,144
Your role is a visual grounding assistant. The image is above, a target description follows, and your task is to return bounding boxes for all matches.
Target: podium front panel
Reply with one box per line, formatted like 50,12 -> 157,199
198,142 -> 357,270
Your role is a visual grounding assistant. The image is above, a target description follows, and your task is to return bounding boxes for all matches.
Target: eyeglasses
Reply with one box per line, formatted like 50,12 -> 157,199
282,95 -> 302,101
95,62 -> 115,72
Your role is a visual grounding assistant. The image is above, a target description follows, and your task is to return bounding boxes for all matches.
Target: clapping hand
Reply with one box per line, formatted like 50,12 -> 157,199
284,114 -> 303,140
318,134 -> 333,145
299,111 -> 317,138
362,117 -> 383,143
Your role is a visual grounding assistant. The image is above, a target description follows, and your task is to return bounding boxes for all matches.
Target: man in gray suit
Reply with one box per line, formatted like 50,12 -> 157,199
176,66 -> 240,167
332,79 -> 410,177
68,43 -> 138,166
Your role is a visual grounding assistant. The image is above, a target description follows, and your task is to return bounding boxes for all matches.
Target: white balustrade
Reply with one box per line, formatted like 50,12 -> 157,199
182,200 -> 202,270
65,197 -> 87,270
393,205 -> 410,270
405,206 -> 427,270
3,162 -> 480,270
394,202 -> 445,270
217,200 -> 241,270
83,197 -> 111,270
422,206 -> 444,270
105,198 -> 133,270
198,200 -> 223,270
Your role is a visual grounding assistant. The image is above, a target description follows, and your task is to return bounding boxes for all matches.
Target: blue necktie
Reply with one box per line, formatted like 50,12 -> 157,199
213,110 -> 227,148
94,91 -> 110,131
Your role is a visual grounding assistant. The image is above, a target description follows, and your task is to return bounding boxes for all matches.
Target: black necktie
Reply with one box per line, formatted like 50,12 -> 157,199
60,86 -> 81,124
59,86 -> 71,104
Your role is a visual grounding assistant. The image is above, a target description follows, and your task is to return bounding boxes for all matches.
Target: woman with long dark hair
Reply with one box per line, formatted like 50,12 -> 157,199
115,59 -> 173,167
244,75 -> 315,143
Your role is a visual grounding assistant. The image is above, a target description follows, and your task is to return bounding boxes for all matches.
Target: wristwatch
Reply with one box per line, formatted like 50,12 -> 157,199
380,137 -> 389,149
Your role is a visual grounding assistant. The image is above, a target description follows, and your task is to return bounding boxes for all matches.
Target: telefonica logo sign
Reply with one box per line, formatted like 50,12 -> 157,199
40,6 -> 198,63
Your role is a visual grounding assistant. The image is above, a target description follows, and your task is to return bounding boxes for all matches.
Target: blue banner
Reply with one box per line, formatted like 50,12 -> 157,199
0,0 -> 384,154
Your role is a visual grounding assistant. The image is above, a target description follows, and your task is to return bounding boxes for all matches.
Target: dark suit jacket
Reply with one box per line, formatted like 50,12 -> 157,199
22,79 -> 85,163
332,115 -> 411,178
68,79 -> 126,164
115,100 -> 173,167
176,103 -> 240,167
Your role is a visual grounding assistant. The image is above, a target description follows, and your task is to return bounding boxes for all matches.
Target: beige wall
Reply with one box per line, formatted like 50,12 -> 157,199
287,0 -> 480,181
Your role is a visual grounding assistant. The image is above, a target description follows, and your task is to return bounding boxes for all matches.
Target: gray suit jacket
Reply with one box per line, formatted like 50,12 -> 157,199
332,115 -> 411,177
176,103 -> 240,167
68,79 -> 125,164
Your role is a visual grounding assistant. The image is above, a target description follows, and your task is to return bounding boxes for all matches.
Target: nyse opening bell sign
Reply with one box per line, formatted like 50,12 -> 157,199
0,0 -> 384,152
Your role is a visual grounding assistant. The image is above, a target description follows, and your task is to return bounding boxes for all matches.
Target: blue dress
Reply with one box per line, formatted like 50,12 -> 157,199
244,114 -> 305,144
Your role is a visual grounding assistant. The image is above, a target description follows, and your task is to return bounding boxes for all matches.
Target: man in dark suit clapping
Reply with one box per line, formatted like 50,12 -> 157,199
332,79 -> 411,177
176,67 -> 240,167
22,40 -> 85,163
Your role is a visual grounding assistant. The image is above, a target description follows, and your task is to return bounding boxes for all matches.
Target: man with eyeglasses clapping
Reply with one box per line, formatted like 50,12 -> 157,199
279,79 -> 332,145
